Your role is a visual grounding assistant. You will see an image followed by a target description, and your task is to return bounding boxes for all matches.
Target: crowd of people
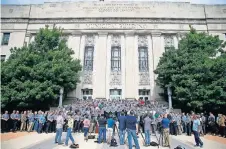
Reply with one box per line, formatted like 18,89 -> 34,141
1,99 -> 226,149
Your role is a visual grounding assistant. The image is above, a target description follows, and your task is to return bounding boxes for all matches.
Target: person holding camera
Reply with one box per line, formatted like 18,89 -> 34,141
144,114 -> 152,146
118,112 -> 127,145
126,110 -> 140,149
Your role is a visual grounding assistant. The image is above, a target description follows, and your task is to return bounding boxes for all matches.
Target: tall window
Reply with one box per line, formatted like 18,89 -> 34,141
82,89 -> 93,100
164,36 -> 174,51
83,46 -> 94,71
1,33 -> 10,45
138,47 -> 149,72
111,46 -> 121,71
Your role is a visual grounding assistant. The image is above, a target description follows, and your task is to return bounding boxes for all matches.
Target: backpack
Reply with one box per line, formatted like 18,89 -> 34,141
110,138 -> 117,147
174,145 -> 185,149
88,135 -> 95,139
150,141 -> 158,146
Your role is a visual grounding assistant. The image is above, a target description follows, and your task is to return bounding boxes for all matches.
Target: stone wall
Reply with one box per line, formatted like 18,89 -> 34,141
1,1 -> 226,100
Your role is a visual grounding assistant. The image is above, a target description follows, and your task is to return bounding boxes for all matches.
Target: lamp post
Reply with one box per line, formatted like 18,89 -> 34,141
59,87 -> 64,108
167,86 -> 172,111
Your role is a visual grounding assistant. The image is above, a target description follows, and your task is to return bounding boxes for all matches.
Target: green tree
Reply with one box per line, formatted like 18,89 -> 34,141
1,26 -> 82,110
154,27 -> 226,113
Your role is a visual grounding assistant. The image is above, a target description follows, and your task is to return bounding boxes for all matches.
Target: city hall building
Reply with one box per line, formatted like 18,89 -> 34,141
1,1 -> 226,101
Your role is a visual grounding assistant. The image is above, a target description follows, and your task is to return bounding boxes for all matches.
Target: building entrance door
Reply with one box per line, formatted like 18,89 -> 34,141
82,89 -> 93,100
138,89 -> 150,102
109,89 -> 122,100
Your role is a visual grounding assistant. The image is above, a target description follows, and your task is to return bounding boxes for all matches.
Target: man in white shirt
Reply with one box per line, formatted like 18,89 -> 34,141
55,111 -> 64,145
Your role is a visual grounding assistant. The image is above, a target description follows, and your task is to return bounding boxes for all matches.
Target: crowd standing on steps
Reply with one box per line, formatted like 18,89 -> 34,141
1,99 -> 226,148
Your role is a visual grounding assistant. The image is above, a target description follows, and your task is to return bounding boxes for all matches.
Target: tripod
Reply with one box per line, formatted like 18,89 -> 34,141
154,127 -> 170,148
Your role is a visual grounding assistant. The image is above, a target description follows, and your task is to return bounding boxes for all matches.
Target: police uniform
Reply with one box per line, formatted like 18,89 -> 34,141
45,114 -> 53,133
1,113 -> 9,132
34,114 -> 39,132
10,113 -> 16,132
28,113 -> 34,132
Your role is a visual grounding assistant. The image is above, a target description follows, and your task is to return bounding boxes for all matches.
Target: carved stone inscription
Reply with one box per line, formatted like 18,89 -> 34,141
86,23 -> 147,29
139,72 -> 150,86
1,24 -> 15,29
83,71 -> 93,85
110,72 -> 121,86
83,3 -> 152,13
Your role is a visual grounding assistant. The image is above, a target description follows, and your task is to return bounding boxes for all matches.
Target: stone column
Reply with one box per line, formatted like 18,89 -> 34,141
75,34 -> 86,99
125,33 -> 136,99
105,34 -> 112,99
67,33 -> 81,98
147,35 -> 155,100
152,33 -> 164,74
152,33 -> 164,100
173,35 -> 178,49
24,32 -> 31,46
30,35 -> 35,43
68,33 -> 81,59
134,35 -> 139,99
93,32 -> 108,99
121,34 -> 126,99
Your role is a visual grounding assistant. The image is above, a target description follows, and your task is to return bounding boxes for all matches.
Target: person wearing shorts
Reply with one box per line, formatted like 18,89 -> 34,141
107,115 -> 115,144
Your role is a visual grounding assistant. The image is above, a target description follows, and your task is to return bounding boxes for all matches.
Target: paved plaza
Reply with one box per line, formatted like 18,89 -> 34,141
1,132 -> 226,149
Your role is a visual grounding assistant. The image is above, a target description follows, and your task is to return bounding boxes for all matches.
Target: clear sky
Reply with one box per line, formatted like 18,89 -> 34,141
1,0 -> 226,5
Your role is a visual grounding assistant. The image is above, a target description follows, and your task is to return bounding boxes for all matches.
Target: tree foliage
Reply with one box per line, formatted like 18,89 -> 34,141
1,26 -> 82,110
155,27 -> 226,113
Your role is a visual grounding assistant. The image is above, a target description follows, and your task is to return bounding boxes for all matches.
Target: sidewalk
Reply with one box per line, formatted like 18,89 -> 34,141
52,133 -> 169,149
1,132 -> 35,142
170,134 -> 226,149
1,133 -> 55,149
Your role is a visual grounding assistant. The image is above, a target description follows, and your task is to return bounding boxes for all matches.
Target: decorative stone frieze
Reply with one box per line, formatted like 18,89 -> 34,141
111,35 -> 121,47
138,36 -> 148,47
164,36 -> 174,47
85,35 -> 95,46
139,72 -> 150,86
83,71 -> 93,85
110,71 -> 121,86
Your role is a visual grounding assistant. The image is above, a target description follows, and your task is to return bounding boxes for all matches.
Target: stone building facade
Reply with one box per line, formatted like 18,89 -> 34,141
1,1 -> 226,101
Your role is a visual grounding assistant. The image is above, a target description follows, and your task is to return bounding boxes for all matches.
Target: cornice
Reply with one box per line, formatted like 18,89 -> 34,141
0,19 -> 29,23
0,18 -> 213,24
151,32 -> 162,37
2,18 -> 226,25
98,32 -> 108,36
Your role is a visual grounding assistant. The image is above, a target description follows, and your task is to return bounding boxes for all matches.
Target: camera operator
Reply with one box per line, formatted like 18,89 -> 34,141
144,114 -> 152,146
126,110 -> 140,149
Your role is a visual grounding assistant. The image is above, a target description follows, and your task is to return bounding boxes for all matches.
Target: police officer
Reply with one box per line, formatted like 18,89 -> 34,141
45,112 -> 53,133
33,111 -> 39,132
28,111 -> 34,132
1,111 -> 9,133
38,112 -> 46,134
10,110 -> 16,132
